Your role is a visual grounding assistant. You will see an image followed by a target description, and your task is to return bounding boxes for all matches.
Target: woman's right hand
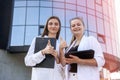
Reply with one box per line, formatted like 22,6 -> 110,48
59,36 -> 67,50
41,40 -> 54,55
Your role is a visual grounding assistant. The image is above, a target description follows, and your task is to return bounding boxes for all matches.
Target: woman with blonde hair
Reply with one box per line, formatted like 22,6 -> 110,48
59,17 -> 105,80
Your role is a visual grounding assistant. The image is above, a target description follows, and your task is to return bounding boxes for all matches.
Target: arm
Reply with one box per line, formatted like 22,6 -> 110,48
24,37 -> 45,66
59,37 -> 68,66
65,36 -> 105,67
65,55 -> 98,66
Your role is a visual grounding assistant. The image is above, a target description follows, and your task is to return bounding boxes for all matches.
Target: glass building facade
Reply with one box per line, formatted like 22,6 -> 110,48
9,0 -> 120,79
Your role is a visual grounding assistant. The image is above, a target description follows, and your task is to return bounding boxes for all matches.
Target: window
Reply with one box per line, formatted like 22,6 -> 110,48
25,26 -> 39,45
39,8 -> 52,25
97,18 -> 104,35
13,8 -> 26,25
10,26 -> 25,46
26,8 -> 39,25
88,15 -> 96,32
53,9 -> 65,26
66,10 -> 76,26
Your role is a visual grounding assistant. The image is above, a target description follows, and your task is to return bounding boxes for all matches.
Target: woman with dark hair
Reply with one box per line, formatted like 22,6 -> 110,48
59,17 -> 105,80
25,16 -> 64,80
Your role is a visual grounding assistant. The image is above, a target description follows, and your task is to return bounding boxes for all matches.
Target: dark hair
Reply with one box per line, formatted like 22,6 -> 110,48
69,17 -> 85,45
41,16 -> 61,39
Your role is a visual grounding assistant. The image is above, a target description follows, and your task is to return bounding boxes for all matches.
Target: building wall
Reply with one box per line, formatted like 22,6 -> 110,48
0,49 -> 31,80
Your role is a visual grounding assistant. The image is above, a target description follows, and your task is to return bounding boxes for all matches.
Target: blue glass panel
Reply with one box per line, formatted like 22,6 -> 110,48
25,26 -> 38,45
40,8 -> 52,25
10,26 -> 24,46
53,9 -> 65,26
13,8 -> 26,25
60,27 -> 65,40
77,12 -> 87,30
66,27 -> 72,45
66,10 -> 76,26
14,1 -> 26,7
40,1 -> 52,7
27,1 -> 39,6
26,8 -> 39,25
53,2 -> 64,9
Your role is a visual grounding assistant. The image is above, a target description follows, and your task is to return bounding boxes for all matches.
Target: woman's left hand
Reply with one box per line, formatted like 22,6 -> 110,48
65,55 -> 80,64
51,50 -> 60,64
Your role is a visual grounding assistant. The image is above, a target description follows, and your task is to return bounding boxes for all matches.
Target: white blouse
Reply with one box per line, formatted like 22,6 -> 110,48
65,35 -> 105,80
24,36 -> 64,80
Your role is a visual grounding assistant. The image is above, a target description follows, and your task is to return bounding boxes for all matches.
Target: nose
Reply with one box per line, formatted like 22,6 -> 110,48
51,24 -> 56,27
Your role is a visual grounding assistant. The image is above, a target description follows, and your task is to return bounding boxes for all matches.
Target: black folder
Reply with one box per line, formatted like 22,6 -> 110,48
33,37 -> 56,68
65,49 -> 94,59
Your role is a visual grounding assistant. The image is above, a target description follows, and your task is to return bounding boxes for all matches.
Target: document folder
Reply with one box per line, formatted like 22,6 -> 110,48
34,37 -> 56,68
65,49 -> 94,59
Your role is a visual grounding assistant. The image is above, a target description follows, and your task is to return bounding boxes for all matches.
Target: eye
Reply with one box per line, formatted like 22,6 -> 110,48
48,22 -> 53,25
77,23 -> 81,26
55,22 -> 59,26
71,24 -> 75,27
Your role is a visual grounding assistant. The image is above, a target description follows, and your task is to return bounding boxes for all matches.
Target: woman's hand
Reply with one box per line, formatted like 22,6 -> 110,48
59,36 -> 67,50
65,55 -> 80,64
51,50 -> 60,64
41,40 -> 54,55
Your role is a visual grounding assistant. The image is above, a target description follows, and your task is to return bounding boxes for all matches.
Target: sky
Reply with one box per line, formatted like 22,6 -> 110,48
110,0 -> 120,79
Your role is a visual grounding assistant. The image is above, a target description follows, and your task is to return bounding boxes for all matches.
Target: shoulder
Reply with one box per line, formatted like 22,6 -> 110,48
85,36 -> 97,40
84,36 -> 99,44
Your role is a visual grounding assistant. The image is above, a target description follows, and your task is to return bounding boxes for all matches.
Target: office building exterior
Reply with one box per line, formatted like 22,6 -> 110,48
0,0 -> 120,80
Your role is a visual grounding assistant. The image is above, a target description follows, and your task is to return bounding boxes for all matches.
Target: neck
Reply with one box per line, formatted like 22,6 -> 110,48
75,34 -> 83,41
48,33 -> 56,38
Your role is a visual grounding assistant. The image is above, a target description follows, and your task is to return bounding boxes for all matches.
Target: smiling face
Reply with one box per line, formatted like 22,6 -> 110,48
48,18 -> 60,35
70,18 -> 85,36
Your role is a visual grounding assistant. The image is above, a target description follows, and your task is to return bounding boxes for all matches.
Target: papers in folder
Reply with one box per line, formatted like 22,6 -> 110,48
65,49 -> 94,59
34,37 -> 56,68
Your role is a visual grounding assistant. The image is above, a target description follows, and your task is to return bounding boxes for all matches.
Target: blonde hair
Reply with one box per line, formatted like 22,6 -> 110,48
41,16 -> 61,39
69,17 -> 85,45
